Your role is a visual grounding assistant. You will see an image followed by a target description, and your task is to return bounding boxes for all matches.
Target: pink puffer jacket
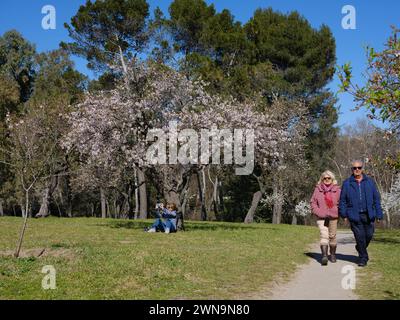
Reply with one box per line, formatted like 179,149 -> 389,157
310,184 -> 341,219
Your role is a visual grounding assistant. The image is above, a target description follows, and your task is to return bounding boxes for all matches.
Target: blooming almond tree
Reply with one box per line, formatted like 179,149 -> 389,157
170,90 -> 307,223
62,60 -> 210,216
381,174 -> 400,228
63,58 -> 308,222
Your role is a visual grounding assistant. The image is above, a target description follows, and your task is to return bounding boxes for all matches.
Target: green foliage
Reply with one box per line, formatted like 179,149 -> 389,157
244,9 -> 336,96
31,49 -> 87,105
338,26 -> 400,168
0,30 -> 37,207
61,0 -> 150,72
338,27 -> 400,129
0,30 -> 36,113
0,32 -> 86,216
168,0 -> 216,54
88,72 -> 118,91
2,2 -> 340,222
150,1 -> 339,215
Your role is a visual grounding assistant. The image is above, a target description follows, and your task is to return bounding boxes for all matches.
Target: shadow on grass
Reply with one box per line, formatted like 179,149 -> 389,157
305,252 -> 359,264
180,223 -> 281,231
96,220 -> 282,232
383,290 -> 400,299
373,237 -> 400,244
106,221 -> 149,230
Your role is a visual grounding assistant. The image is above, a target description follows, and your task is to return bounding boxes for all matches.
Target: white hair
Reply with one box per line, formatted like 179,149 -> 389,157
318,170 -> 338,185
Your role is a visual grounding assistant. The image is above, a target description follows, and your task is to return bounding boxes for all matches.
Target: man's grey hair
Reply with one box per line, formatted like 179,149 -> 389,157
351,159 -> 364,166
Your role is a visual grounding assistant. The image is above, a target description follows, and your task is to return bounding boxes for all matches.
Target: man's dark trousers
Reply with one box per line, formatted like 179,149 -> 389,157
350,212 -> 375,263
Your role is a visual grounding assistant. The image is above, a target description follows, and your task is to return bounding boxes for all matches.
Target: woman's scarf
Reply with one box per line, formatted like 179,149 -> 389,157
321,183 -> 334,209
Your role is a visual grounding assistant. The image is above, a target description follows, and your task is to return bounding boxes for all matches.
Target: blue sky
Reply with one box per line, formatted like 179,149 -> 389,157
1,0 -> 399,129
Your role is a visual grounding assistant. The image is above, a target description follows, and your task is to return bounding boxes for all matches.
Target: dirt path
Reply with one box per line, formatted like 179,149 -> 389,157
240,231 -> 361,300
266,231 -> 360,300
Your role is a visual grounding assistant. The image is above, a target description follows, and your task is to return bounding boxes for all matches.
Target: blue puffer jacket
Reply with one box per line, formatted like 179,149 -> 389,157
339,174 -> 383,222
157,208 -> 177,230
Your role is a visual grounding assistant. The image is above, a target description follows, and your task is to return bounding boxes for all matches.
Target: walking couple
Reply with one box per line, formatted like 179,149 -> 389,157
310,160 -> 383,267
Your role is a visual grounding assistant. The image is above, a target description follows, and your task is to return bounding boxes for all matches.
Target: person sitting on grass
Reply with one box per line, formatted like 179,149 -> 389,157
147,202 -> 177,234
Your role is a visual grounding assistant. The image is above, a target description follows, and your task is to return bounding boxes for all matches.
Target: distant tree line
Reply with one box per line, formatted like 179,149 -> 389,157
1,0 -> 397,226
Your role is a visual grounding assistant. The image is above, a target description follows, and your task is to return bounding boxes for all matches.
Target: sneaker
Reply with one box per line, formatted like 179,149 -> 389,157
358,260 -> 367,267
147,228 -> 156,233
164,228 -> 170,234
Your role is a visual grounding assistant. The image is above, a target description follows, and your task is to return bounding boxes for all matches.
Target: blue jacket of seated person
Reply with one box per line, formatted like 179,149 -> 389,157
156,208 -> 177,230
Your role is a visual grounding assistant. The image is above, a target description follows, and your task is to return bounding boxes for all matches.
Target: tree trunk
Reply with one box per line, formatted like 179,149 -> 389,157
118,44 -> 128,74
55,199 -> 62,217
20,202 -> 26,218
115,202 -> 121,219
202,167 -> 207,210
100,187 -> 107,219
165,190 -> 181,208
244,175 -> 265,223
90,203 -> 95,217
36,187 -> 50,217
218,180 -> 224,213
126,185 -> 132,219
181,192 -> 188,217
212,176 -> 219,215
15,190 -> 30,258
291,214 -> 297,225
134,168 -> 139,219
0,199 -> 3,216
66,175 -> 73,218
244,191 -> 262,223
206,166 -> 219,215
138,169 -> 147,219
272,177 -> 282,224
36,175 -> 58,218
66,202 -> 72,218
386,210 -> 391,229
196,169 -> 207,221
106,200 -> 111,218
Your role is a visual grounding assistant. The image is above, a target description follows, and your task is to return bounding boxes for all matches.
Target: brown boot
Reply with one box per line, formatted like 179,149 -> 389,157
321,245 -> 328,266
330,245 -> 337,263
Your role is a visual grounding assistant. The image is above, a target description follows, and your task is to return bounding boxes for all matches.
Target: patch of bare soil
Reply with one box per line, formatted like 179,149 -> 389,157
0,248 -> 76,259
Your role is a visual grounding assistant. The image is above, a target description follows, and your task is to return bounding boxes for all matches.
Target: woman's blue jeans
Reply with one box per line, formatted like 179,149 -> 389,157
151,218 -> 176,232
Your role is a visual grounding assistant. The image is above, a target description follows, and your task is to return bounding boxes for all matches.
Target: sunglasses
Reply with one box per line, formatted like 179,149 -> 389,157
352,166 -> 363,170
323,177 -> 332,181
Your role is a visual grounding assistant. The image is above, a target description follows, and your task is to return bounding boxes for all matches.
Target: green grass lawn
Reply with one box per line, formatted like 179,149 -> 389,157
0,216 -> 317,299
356,229 -> 400,300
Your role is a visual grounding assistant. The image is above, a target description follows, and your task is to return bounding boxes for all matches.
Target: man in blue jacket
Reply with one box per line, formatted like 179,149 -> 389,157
339,160 -> 383,267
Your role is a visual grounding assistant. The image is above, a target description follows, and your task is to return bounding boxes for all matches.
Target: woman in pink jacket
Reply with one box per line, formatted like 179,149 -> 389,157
310,170 -> 341,266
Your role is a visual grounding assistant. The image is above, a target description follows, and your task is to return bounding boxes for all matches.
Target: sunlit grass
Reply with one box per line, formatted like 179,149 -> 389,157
0,216 -> 317,299
356,229 -> 400,300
